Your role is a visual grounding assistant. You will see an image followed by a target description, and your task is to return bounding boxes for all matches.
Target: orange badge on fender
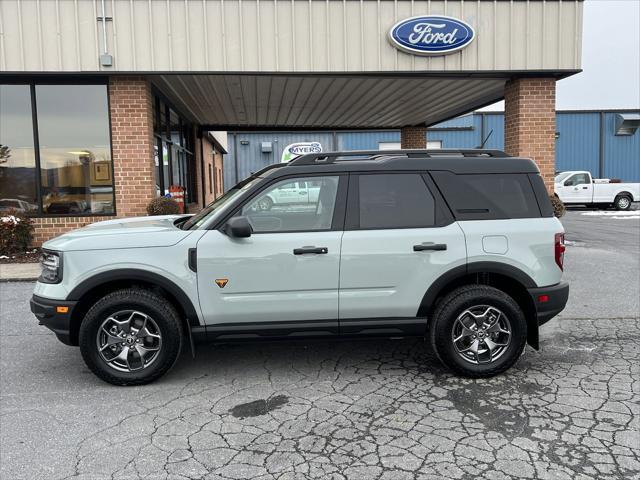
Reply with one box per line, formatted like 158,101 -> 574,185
215,278 -> 229,288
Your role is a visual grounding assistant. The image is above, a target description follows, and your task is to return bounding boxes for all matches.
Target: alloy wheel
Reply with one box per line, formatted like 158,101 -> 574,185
451,305 -> 512,365
96,310 -> 162,372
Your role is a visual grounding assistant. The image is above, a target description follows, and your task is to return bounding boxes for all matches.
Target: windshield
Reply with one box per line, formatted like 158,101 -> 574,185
182,177 -> 261,230
554,172 -> 572,183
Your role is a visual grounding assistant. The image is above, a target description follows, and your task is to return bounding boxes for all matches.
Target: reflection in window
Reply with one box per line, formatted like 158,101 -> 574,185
36,85 -> 114,215
0,85 -> 38,214
242,176 -> 339,232
151,96 -> 196,205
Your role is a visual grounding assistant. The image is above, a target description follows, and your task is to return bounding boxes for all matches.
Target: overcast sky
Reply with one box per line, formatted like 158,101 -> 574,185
483,0 -> 640,111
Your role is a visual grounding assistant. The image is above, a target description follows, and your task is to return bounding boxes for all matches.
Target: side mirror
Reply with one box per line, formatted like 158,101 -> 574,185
225,216 -> 252,238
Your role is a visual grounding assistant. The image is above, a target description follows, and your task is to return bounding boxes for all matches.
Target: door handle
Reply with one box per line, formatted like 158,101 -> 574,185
294,246 -> 328,255
413,243 -> 447,252
582,186 -> 588,189
299,191 -> 307,195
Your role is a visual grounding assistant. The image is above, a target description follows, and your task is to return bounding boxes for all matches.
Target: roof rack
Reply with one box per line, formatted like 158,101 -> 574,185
288,149 -> 508,165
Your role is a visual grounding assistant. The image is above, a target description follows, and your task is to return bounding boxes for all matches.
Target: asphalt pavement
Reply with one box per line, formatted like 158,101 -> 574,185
0,209 -> 638,480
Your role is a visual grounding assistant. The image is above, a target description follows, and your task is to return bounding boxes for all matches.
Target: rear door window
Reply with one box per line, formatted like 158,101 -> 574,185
357,173 -> 436,229
430,172 -> 541,220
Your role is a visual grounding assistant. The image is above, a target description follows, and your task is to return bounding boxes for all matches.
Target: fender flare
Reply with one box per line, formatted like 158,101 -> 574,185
420,261 -> 537,311
66,268 -> 200,326
419,262 -> 539,348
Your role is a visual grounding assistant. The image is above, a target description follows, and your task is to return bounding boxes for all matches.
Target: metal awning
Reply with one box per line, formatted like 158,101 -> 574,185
152,74 -> 509,130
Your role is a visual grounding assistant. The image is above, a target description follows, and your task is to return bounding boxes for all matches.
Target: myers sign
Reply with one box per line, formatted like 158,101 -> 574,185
388,15 -> 475,56
281,142 -> 322,163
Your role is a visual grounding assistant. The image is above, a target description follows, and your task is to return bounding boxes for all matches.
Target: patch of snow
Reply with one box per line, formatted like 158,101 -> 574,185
581,210 -> 640,218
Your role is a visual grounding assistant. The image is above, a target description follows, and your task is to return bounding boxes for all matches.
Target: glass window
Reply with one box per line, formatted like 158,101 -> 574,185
431,172 -> 541,220
358,174 -> 436,229
36,85 -> 113,215
0,85 -> 38,214
554,172 -> 572,183
564,173 -> 590,186
241,176 -> 339,233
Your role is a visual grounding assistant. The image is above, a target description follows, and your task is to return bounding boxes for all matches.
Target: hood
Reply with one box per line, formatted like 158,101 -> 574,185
43,215 -> 194,252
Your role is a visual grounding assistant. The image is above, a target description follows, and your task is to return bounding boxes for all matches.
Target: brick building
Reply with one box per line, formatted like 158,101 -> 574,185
0,0 -> 584,244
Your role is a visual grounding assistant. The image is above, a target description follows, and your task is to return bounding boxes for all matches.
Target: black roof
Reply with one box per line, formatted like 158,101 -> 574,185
258,149 -> 540,179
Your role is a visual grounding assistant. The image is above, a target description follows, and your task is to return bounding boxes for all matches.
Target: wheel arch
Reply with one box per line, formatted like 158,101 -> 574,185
66,269 -> 200,346
418,262 -> 539,349
614,191 -> 634,200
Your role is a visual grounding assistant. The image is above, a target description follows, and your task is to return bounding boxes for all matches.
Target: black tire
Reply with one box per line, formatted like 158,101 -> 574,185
429,285 -> 527,378
614,194 -> 632,211
79,288 -> 183,386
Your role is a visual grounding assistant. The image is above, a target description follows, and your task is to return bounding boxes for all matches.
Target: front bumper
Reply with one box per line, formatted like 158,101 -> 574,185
528,281 -> 570,326
30,295 -> 77,345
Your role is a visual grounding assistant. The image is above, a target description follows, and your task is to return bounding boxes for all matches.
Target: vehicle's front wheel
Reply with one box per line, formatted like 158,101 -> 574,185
429,285 -> 527,378
614,194 -> 632,211
79,288 -> 183,386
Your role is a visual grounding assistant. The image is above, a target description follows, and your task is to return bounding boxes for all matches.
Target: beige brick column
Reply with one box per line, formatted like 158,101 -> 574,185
109,76 -> 156,217
400,126 -> 427,149
504,77 -> 557,191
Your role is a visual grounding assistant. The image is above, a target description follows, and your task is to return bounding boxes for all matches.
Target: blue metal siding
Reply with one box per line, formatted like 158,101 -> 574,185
603,113 -> 640,182
225,110 -> 640,190
336,131 -> 400,150
481,114 -> 505,150
555,112 -> 600,175
225,132 -> 335,187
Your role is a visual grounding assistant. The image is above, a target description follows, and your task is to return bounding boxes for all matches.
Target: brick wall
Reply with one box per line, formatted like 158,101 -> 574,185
400,126 -> 427,149
32,217 -> 114,246
109,76 -> 156,216
504,77 -> 557,191
31,76 -> 156,246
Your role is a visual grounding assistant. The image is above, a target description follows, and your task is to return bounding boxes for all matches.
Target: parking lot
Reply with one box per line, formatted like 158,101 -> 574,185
1,209 -> 638,480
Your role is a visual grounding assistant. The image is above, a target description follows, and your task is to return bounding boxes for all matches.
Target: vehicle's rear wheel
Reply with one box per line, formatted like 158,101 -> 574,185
614,194 -> 632,211
429,285 -> 527,378
79,288 -> 183,386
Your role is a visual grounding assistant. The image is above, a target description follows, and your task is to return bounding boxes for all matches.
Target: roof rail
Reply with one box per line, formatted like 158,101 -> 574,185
288,149 -> 508,165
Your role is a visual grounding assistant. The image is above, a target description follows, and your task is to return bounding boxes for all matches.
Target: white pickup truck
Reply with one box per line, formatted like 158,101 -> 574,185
554,171 -> 639,210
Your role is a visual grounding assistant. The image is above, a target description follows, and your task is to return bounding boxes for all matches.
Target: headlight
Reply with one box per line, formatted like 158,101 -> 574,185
40,251 -> 63,284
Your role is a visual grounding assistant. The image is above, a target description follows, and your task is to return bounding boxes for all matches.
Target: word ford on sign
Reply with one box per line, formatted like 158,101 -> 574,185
388,15 -> 475,56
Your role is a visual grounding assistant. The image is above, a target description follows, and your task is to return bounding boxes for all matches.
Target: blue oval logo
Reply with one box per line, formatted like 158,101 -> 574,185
389,15 -> 475,56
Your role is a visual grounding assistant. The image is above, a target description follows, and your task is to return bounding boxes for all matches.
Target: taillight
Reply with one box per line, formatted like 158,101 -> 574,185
555,233 -> 566,271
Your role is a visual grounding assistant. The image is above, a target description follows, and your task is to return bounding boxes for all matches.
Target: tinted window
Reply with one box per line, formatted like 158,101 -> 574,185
242,176 -> 339,233
358,174 -> 435,229
0,85 -> 38,214
431,172 -> 541,220
36,85 -> 114,215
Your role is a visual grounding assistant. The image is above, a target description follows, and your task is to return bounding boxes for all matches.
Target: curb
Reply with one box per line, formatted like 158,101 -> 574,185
0,277 -> 40,283
0,263 -> 41,283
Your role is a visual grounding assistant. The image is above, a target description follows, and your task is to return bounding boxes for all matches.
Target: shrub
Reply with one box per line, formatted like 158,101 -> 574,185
146,196 -> 181,216
550,195 -> 566,218
0,209 -> 34,255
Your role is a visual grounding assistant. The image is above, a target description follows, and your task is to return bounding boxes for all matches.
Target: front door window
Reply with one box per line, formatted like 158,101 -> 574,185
241,176 -> 339,232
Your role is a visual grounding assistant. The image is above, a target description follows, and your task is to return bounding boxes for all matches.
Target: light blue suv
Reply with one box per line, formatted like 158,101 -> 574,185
31,149 -> 569,385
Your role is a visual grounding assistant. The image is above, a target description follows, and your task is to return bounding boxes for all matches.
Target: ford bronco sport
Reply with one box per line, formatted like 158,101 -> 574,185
31,149 -> 569,386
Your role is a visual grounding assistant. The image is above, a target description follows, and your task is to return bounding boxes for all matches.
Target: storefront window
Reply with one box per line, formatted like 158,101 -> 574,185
0,82 -> 113,216
152,94 -> 196,205
36,85 -> 113,215
0,85 -> 39,214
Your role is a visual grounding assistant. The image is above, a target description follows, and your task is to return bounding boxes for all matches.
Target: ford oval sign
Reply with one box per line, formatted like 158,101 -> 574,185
388,15 -> 475,56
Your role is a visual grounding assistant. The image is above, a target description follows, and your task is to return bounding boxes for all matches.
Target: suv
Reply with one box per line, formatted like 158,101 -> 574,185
31,149 -> 569,386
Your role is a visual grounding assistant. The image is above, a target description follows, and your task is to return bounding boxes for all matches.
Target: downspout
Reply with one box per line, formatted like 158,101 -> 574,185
599,112 -> 605,178
199,128 -> 206,207
233,132 -> 239,185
